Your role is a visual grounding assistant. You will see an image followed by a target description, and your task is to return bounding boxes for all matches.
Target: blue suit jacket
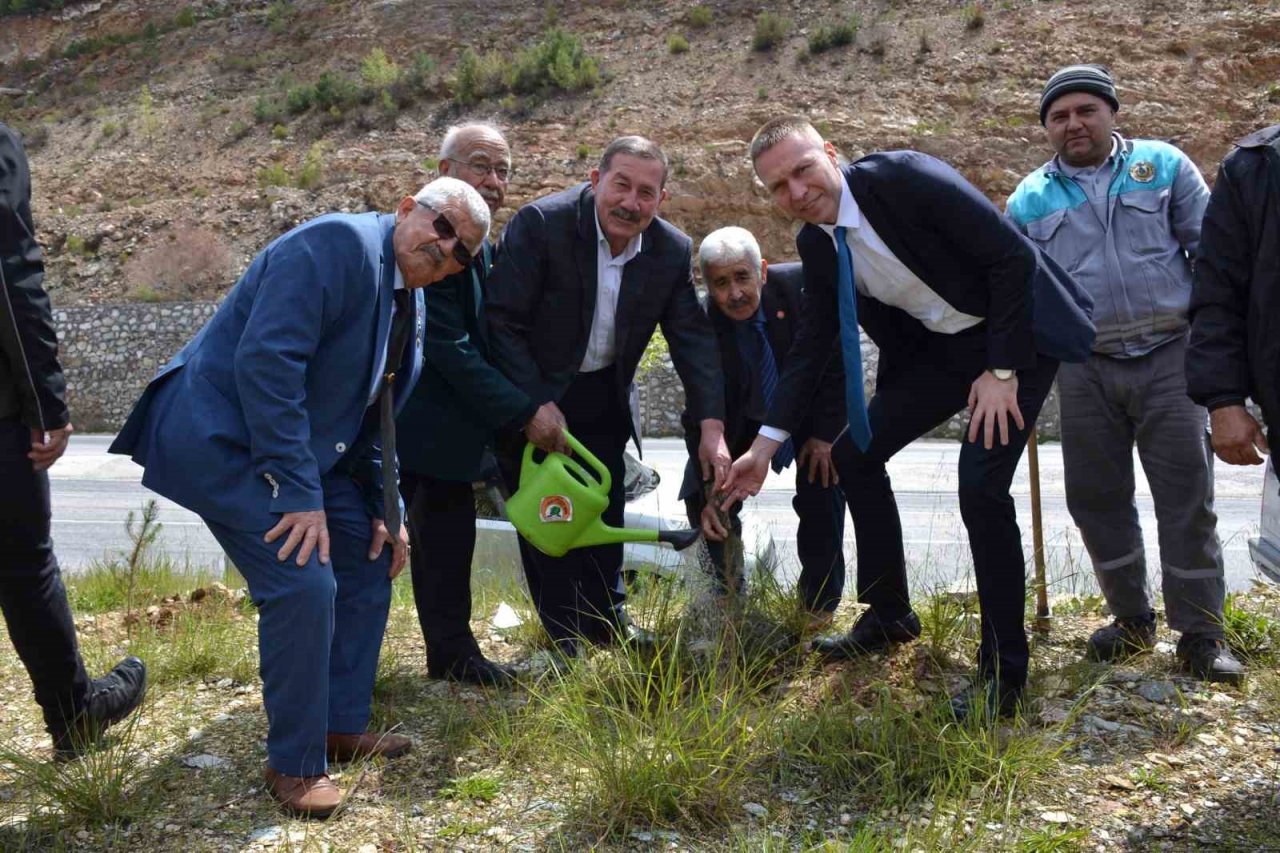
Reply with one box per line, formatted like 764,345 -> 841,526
110,212 -> 424,531
770,153 -> 1096,434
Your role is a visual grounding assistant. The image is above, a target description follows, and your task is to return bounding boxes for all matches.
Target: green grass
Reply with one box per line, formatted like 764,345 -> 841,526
1222,592 -> 1279,662
687,5 -> 712,28
752,12 -> 792,51
667,33 -> 689,54
808,16 -> 859,54
442,772 -> 502,802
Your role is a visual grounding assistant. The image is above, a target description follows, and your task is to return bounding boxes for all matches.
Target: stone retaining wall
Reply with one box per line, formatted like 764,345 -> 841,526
53,302 -> 218,432
638,333 -> 1062,441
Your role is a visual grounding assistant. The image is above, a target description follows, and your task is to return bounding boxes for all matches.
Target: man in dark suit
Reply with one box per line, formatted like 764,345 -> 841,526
111,178 -> 490,817
723,118 -> 1095,719
1,121 -> 147,759
679,227 -> 846,626
397,123 -> 533,687
486,136 -> 728,658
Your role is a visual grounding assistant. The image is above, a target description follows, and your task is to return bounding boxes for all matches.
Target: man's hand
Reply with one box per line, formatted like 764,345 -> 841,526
1210,404 -> 1269,465
797,437 -> 838,487
368,519 -> 410,578
699,501 -> 729,542
967,371 -> 1025,450
698,419 -> 731,491
264,510 -> 330,567
525,401 -> 567,454
28,424 -> 72,471
719,435 -> 779,511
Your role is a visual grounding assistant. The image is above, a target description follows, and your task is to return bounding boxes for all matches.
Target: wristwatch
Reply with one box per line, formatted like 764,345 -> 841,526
991,368 -> 1016,381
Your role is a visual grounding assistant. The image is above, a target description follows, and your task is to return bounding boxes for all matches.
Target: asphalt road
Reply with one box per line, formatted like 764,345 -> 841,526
48,435 -> 1271,595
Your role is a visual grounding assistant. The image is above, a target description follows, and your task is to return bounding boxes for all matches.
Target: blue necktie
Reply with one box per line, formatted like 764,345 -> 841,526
746,318 -> 795,473
834,226 -> 873,452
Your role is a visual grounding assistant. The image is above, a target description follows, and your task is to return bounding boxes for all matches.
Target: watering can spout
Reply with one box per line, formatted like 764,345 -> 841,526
504,432 -> 703,558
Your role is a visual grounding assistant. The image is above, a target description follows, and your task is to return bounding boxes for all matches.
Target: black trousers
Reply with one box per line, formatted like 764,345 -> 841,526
833,329 -> 1058,687
500,368 -> 630,650
0,417 -> 90,735
686,456 -> 846,612
400,472 -> 480,664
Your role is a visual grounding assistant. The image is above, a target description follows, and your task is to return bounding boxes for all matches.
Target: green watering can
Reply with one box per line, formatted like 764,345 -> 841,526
505,431 -> 702,558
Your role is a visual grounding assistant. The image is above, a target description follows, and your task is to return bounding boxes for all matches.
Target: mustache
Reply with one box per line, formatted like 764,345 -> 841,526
608,207 -> 642,224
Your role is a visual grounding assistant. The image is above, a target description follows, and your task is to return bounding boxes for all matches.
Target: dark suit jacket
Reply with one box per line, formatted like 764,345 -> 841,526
0,122 -> 68,431
397,240 -> 536,482
110,212 -> 424,531
678,262 -> 843,500
770,153 -> 1096,434
485,182 -> 724,439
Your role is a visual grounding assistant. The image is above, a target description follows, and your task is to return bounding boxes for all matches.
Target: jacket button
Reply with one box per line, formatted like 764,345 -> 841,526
335,442 -> 347,453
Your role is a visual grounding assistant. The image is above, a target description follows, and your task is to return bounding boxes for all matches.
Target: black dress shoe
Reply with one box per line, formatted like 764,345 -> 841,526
428,653 -> 516,687
53,656 -> 148,759
949,679 -> 1023,722
811,610 -> 922,661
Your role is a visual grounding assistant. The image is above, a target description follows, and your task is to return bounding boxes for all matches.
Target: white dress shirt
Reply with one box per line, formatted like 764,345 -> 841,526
368,266 -> 406,406
579,212 -> 643,373
759,179 -> 983,444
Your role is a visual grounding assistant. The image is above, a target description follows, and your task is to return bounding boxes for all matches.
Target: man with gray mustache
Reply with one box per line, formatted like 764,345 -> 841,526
486,136 -> 728,660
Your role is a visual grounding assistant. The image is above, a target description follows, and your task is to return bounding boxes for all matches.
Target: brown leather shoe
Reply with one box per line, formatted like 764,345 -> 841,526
264,767 -> 342,818
325,730 -> 412,763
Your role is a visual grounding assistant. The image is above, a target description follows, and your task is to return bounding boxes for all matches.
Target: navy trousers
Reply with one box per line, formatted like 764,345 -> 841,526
0,418 -> 91,737
206,471 -> 392,778
686,456 -> 846,612
832,327 -> 1058,688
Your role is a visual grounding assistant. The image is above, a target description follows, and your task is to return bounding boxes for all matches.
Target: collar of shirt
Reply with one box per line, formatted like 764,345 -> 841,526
594,208 -> 643,265
817,177 -> 861,252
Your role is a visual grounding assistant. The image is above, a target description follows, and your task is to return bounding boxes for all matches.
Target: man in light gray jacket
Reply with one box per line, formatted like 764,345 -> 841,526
1007,65 -> 1243,683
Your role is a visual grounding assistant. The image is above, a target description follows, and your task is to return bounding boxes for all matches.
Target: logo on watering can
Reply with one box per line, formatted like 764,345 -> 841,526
539,495 -> 573,523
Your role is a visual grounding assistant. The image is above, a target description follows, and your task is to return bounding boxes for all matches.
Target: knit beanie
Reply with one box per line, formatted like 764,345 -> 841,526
1039,64 -> 1119,125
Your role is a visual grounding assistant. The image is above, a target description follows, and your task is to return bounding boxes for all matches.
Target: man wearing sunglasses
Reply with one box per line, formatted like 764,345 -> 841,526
111,177 -> 489,818
397,123 -> 532,687
486,136 -> 728,661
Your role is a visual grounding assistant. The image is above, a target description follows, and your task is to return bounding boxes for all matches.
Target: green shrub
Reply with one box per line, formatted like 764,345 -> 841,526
687,5 -> 712,28
257,162 -> 290,188
752,11 -> 792,51
266,0 -> 294,33
284,83 -> 315,114
360,47 -> 400,91
174,6 -> 196,27
808,16 -> 859,53
667,33 -> 689,54
312,70 -> 359,109
101,120 -> 120,137
253,95 -> 284,124
452,47 -> 482,104
963,2 -> 986,30
508,28 -> 600,95
64,234 -> 88,255
575,142 -> 590,160
270,123 -> 288,140
295,142 -> 326,190
407,51 -> 437,89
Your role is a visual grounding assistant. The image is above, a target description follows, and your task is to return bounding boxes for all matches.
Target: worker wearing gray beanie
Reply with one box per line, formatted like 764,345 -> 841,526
1039,64 -> 1119,125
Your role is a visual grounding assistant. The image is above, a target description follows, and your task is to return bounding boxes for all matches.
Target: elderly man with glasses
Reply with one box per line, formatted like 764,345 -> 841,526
112,177 -> 489,818
396,122 -> 532,687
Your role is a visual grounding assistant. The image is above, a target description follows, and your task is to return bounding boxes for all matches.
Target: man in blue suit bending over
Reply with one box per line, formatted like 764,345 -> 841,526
723,117 -> 1095,720
111,177 -> 490,817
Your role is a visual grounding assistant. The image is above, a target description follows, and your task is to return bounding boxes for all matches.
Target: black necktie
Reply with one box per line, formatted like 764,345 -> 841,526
380,289 -> 413,536
739,317 -> 795,473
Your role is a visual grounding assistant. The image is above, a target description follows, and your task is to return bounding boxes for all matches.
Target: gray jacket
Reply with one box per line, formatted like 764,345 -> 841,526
1007,133 -> 1209,357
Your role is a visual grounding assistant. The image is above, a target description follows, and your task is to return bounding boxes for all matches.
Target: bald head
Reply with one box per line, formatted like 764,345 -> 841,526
439,122 -> 511,217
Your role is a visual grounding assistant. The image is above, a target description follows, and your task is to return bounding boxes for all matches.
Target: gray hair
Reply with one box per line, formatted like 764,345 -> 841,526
749,115 -> 824,165
599,135 -> 669,187
413,176 -> 491,236
439,120 -> 508,161
698,226 -> 762,281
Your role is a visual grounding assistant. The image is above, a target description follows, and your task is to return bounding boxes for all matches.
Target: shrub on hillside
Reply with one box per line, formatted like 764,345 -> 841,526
752,12 -> 792,51
124,227 -> 233,302
508,28 -> 600,95
808,16 -> 859,54
687,5 -> 712,28
668,34 -> 689,54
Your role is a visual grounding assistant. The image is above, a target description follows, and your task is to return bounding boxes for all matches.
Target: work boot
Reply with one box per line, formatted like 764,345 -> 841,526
1085,615 -> 1156,662
264,767 -> 342,818
52,656 -> 148,759
1176,634 -> 1246,686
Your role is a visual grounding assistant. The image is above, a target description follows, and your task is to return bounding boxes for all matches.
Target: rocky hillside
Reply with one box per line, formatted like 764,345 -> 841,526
1,0 -> 1278,305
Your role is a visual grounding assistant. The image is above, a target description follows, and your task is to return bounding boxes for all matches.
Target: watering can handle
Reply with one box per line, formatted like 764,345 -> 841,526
518,430 -> 613,494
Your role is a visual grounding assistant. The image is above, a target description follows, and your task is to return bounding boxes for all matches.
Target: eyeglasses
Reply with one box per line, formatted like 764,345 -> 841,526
446,158 -> 512,182
416,202 -> 474,267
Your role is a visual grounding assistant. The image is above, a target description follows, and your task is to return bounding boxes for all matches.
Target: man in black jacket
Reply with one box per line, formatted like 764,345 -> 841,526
1187,124 -> 1280,463
486,136 -> 728,657
722,117 -> 1095,719
0,121 -> 146,756
679,227 -> 845,626
396,122 -> 533,686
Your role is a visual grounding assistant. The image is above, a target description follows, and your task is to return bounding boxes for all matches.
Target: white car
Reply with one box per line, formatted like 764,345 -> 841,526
1248,456 -> 1280,584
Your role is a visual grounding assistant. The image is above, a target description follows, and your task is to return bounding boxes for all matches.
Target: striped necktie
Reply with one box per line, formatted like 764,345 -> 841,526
834,226 -> 873,452
746,317 -> 795,473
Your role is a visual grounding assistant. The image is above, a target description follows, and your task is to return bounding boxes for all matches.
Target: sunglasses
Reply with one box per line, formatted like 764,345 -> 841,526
416,202 -> 474,267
